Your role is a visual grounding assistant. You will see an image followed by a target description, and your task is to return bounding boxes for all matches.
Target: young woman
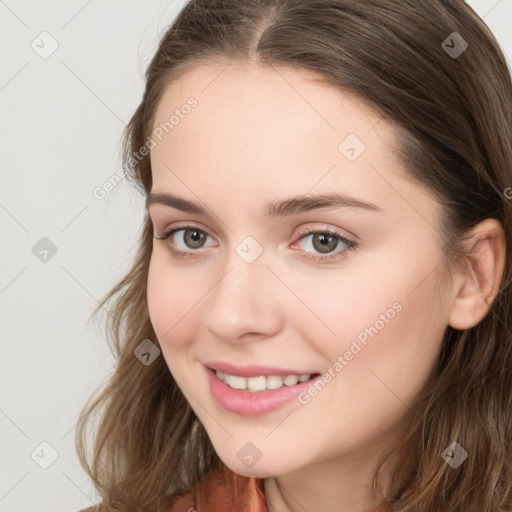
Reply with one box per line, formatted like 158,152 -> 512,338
75,1 -> 512,511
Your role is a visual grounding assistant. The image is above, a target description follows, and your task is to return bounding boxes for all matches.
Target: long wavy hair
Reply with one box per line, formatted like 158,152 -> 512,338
75,1 -> 512,510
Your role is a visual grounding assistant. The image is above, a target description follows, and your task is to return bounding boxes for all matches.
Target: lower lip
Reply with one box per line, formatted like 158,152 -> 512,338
206,367 -> 321,416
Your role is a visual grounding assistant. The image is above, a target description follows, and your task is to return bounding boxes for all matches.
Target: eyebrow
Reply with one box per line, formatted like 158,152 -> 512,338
146,191 -> 383,217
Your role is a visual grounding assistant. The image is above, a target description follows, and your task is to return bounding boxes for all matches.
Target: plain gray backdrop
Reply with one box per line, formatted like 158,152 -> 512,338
1,0 -> 511,510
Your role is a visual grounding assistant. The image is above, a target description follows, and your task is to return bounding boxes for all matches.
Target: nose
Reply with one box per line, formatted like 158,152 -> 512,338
200,246 -> 283,344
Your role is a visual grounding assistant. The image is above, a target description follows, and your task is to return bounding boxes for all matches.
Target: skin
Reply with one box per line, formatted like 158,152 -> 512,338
146,61 -> 505,512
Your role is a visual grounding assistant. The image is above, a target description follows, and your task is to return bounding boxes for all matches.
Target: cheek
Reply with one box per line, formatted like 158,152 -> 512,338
315,249 -> 446,409
292,240 -> 446,390
146,252 -> 200,351
147,253 -> 204,391
281,262 -> 446,455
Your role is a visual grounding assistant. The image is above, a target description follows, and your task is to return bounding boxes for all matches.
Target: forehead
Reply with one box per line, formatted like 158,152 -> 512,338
151,61 -> 383,142
148,62 -> 438,229
151,62 -> 390,176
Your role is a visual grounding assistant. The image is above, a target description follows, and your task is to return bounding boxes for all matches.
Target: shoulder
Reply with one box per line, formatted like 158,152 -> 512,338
165,489 -> 196,511
74,467 -> 266,512
72,495 -> 196,512
165,468 -> 228,511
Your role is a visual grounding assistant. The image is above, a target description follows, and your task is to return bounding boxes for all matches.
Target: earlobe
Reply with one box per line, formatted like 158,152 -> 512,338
448,218 -> 506,331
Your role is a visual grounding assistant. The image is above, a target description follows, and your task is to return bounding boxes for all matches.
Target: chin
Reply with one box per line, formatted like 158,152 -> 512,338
226,461 -> 276,479
218,451 -> 294,479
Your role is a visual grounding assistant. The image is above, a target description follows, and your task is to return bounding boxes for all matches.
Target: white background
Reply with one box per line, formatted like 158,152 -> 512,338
0,1 -> 510,510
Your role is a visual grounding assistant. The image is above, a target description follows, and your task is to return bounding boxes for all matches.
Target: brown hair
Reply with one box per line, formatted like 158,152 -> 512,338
76,1 -> 512,510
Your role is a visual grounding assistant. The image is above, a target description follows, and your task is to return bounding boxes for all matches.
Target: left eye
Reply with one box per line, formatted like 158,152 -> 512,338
292,229 -> 356,261
296,230 -> 349,253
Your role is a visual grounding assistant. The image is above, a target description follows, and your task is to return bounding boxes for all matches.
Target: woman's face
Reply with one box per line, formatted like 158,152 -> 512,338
146,62 -> 451,478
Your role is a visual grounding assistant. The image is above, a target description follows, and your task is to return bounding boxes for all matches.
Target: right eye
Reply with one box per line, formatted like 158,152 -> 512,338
155,224 -> 217,258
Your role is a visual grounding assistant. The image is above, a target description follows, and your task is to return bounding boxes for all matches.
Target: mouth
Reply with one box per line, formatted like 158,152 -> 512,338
205,365 -> 322,416
214,369 -> 320,392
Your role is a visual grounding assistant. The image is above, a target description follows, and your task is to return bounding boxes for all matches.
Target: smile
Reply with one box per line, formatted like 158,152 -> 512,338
206,366 -> 321,416
216,370 -> 312,392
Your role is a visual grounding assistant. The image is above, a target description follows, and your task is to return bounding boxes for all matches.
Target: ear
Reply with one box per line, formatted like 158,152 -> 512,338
448,218 -> 506,330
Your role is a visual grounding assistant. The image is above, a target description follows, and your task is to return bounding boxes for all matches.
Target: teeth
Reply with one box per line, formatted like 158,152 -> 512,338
247,376 -> 267,391
267,375 -> 284,389
226,374 -> 246,390
216,370 -> 312,391
283,375 -> 298,386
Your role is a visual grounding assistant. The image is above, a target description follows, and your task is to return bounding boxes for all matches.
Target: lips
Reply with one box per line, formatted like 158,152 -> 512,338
205,364 -> 322,416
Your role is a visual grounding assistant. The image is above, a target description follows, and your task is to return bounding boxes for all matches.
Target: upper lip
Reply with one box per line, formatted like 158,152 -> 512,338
204,361 -> 318,377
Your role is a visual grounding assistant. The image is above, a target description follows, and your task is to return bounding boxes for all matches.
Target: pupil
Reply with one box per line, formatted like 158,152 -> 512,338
313,233 -> 336,254
186,229 -> 204,248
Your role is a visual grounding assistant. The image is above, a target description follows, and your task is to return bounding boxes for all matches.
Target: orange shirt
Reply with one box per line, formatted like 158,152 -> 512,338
166,464 -> 267,511
77,465 -> 386,511
166,465 -> 386,511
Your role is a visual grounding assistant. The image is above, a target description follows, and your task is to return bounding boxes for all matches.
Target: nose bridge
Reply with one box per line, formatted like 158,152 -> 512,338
200,238 -> 282,341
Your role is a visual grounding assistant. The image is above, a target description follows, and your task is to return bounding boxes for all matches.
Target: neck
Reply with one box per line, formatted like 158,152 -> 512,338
262,430 -> 407,512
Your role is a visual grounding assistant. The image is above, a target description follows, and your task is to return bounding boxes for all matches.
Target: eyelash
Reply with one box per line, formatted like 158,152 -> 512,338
154,224 -> 357,263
